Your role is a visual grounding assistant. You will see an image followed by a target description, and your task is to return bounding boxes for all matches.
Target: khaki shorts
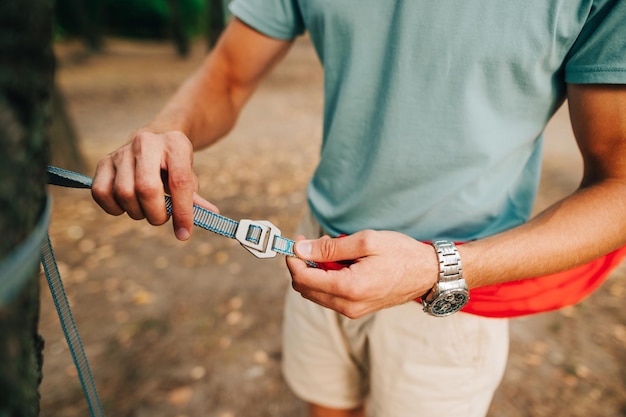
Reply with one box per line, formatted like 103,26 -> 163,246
282,211 -> 509,417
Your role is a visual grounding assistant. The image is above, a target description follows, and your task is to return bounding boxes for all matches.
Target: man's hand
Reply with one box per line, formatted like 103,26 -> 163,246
92,18 -> 293,241
286,230 -> 439,318
91,130 -> 218,241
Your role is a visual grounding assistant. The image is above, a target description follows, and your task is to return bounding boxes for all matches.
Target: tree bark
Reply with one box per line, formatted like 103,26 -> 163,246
0,0 -> 55,415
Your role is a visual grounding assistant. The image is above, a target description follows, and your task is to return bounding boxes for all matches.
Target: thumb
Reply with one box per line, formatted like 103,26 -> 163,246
295,234 -> 356,263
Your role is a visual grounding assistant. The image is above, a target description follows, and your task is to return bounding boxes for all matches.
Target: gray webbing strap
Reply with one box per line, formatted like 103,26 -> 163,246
47,166 -> 304,260
41,234 -> 105,417
0,197 -> 50,305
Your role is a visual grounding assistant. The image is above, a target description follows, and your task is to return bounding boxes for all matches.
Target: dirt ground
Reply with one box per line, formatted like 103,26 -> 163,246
39,37 -> 626,417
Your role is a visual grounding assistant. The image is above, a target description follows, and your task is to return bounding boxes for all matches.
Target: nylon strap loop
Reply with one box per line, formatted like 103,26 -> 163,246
41,234 -> 105,417
0,197 -> 51,305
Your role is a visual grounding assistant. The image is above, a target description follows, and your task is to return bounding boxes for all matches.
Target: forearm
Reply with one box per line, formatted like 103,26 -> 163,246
139,18 -> 293,151
461,84 -> 626,289
460,178 -> 626,289
140,58 -> 241,150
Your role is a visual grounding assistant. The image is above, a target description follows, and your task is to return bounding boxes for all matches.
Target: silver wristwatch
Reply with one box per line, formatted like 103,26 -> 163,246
422,240 -> 470,317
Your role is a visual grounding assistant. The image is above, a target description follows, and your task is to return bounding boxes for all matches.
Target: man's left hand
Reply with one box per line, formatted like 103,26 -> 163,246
286,230 -> 438,318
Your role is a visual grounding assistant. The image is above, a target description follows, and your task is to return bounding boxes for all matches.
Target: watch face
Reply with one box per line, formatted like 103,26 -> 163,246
429,290 -> 470,317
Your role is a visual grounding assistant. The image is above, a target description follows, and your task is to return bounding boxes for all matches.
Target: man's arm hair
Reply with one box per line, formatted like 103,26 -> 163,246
143,17 -> 294,149
459,84 -> 626,288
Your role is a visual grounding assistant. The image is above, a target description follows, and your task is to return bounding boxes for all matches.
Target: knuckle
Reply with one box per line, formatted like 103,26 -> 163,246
135,178 -> 162,200
90,181 -> 106,201
169,174 -> 194,190
113,184 -> 137,205
295,287 -> 312,302
126,211 -> 145,221
318,238 -> 338,260
111,148 -> 126,164
132,130 -> 155,145
337,275 -> 375,303
343,310 -> 358,319
110,148 -> 134,169
131,131 -> 163,155
346,286 -> 363,302
161,131 -> 193,154
357,229 -> 378,252
341,305 -> 363,320
169,131 -> 192,148
95,156 -> 110,171
344,282 -> 368,302
290,274 -> 307,294
146,214 -> 168,226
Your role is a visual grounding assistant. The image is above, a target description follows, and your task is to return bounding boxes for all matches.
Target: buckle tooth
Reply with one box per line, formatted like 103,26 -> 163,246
245,225 -> 262,244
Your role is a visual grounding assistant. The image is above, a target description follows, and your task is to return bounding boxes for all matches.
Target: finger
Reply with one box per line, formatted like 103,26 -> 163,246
91,157 -> 125,216
296,287 -> 339,310
286,255 -> 341,307
287,254 -> 356,299
111,149 -> 145,220
294,286 -> 370,319
134,145 -> 169,226
290,259 -> 383,319
164,136 -> 196,240
193,192 -> 220,214
285,250 -> 311,274
294,231 -> 376,263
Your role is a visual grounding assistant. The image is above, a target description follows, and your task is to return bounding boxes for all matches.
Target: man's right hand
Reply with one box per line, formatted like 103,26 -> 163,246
91,130 -> 219,241
91,18 -> 294,241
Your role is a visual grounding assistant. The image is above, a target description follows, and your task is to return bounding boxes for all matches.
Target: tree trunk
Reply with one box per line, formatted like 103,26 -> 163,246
0,0 -> 55,415
167,0 -> 191,57
61,0 -> 103,51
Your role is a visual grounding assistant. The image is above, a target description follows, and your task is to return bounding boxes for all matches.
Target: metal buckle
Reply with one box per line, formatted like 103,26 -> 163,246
235,220 -> 281,258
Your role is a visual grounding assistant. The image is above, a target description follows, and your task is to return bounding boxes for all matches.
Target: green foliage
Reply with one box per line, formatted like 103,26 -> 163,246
55,0 -> 208,40
108,0 -> 172,38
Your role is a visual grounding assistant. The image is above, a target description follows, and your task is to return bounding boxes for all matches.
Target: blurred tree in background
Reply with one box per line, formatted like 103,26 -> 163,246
206,0 -> 225,49
54,0 -> 105,51
54,0 -> 227,56
50,0 -> 228,172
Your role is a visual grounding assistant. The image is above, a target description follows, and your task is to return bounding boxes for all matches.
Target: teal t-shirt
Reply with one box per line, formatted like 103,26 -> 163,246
229,0 -> 626,241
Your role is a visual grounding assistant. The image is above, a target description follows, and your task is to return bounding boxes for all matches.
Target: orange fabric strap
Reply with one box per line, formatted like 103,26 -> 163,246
461,246 -> 626,317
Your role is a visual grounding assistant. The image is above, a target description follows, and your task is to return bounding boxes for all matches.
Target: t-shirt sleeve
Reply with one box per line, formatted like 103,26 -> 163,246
229,0 -> 305,40
565,0 -> 626,84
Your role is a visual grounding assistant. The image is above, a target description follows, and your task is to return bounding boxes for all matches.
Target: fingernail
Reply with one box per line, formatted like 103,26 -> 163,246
176,227 -> 190,241
296,240 -> 312,257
